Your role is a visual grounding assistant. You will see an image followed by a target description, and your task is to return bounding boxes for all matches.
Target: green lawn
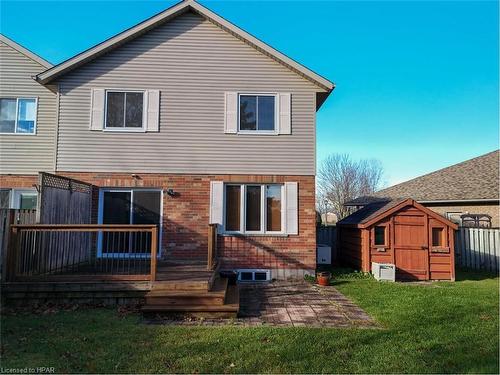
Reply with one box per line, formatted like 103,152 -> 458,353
1,269 -> 498,374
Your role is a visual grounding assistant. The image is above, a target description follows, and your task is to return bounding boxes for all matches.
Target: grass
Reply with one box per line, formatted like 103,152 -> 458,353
1,268 -> 498,373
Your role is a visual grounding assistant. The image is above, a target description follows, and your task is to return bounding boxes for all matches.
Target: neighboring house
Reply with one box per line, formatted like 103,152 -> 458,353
347,150 -> 500,227
0,34 -> 57,209
0,0 -> 334,279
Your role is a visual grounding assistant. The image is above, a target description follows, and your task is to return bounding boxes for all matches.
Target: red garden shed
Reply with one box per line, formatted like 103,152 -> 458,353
337,198 -> 458,281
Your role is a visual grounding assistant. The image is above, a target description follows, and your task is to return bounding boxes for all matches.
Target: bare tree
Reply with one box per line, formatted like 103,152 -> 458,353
317,154 -> 384,220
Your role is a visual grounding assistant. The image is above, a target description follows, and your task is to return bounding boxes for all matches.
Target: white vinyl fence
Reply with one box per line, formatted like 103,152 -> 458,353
455,227 -> 499,272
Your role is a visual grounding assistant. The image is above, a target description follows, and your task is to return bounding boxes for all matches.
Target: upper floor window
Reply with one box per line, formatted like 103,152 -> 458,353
239,94 -> 276,132
105,91 -> 144,130
0,98 -> 37,134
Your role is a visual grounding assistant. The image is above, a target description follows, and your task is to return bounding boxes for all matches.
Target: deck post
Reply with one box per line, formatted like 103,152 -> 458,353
207,224 -> 217,270
150,226 -> 158,282
5,224 -> 18,282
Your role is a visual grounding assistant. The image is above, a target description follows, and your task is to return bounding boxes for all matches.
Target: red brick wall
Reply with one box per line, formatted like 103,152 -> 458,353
0,175 -> 38,188
1,173 -> 316,274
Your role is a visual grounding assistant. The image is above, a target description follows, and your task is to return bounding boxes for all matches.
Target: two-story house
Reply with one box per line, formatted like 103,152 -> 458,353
0,0 -> 334,281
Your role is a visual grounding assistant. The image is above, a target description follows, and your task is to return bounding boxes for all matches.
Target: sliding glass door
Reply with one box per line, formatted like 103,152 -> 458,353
99,189 -> 162,257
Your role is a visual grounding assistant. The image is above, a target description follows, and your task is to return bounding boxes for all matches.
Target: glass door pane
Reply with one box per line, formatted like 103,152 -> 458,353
102,191 -> 131,254
132,191 -> 161,254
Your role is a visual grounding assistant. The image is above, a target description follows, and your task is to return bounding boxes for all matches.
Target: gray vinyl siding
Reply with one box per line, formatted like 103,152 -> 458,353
0,41 -> 57,174
56,12 -> 322,175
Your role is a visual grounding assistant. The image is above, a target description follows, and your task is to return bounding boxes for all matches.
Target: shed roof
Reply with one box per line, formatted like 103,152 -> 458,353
36,0 -> 335,96
0,34 -> 52,68
350,150 -> 499,205
337,198 -> 458,229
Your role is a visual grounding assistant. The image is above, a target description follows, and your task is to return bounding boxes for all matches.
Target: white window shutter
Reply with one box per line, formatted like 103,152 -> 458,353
278,93 -> 291,134
90,88 -> 105,130
146,90 -> 160,132
285,182 -> 298,235
224,92 -> 238,133
209,181 -> 224,226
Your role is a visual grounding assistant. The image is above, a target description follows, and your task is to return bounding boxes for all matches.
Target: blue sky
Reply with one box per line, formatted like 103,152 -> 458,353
1,0 -> 498,186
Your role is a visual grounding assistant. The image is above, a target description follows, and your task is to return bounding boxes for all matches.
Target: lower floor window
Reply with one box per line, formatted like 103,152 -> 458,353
225,184 -> 283,234
0,189 -> 37,209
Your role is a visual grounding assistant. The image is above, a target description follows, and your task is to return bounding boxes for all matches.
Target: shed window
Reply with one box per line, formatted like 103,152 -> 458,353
374,226 -> 386,246
105,91 -> 144,129
432,228 -> 444,247
0,98 -> 37,134
239,95 -> 276,132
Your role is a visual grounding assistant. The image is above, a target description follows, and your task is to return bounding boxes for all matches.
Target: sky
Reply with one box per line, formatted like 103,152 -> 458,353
1,0 -> 498,186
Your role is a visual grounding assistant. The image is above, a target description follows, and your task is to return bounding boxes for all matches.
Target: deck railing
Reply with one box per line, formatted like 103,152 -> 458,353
207,224 -> 218,270
5,224 -> 157,282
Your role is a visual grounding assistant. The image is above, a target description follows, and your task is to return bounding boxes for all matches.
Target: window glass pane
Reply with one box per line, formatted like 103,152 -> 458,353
432,228 -> 443,247
125,92 -> 143,128
258,96 -> 275,131
17,99 -> 36,133
246,185 -> 261,231
0,189 -> 11,208
374,226 -> 385,245
106,92 -> 125,127
266,185 -> 281,231
225,186 -> 241,231
240,95 -> 256,130
0,99 -> 16,133
19,194 -> 37,209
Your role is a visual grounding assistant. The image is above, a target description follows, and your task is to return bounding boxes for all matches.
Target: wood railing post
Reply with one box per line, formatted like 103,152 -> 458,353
150,225 -> 158,282
5,225 -> 18,282
207,224 -> 218,270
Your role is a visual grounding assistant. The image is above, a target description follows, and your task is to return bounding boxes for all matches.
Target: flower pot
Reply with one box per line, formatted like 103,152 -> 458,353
317,271 -> 331,286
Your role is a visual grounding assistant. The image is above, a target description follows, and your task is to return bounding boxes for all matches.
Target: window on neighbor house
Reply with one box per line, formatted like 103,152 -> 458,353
374,226 -> 386,246
239,95 -> 276,132
0,189 -> 10,208
105,91 -> 144,129
432,227 -> 444,247
224,184 -> 283,234
0,98 -> 37,134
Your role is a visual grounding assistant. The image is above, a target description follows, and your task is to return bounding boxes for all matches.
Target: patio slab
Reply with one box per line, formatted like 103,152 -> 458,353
145,281 -> 378,328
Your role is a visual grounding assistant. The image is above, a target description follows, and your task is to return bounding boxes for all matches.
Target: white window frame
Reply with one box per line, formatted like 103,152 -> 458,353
0,97 -> 38,135
97,188 -> 163,258
103,90 -> 146,132
223,183 -> 285,235
237,93 -> 278,135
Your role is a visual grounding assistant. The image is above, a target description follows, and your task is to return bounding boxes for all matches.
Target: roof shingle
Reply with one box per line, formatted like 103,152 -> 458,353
373,150 -> 499,202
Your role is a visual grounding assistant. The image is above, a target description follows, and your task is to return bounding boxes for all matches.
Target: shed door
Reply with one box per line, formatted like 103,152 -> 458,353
393,210 -> 429,280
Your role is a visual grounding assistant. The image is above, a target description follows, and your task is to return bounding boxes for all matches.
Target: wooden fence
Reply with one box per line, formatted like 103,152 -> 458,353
455,227 -> 499,272
0,209 -> 37,279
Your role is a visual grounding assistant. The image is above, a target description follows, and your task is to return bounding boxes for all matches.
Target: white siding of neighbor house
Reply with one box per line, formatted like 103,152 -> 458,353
55,12 -> 322,175
0,41 -> 57,174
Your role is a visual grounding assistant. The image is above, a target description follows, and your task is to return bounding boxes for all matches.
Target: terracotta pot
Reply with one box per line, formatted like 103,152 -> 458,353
317,271 -> 331,286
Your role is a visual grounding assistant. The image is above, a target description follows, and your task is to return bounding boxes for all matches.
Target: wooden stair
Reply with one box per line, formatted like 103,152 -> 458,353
142,260 -> 239,318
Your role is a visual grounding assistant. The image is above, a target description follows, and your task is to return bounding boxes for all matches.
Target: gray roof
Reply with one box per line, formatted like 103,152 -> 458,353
355,150 -> 499,204
337,199 -> 404,225
36,0 -> 334,94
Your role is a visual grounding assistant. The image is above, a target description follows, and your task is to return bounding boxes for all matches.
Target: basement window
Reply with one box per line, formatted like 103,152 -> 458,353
237,269 -> 271,282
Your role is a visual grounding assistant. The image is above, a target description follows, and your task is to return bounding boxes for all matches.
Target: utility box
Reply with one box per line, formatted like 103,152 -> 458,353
372,262 -> 396,281
317,244 -> 332,265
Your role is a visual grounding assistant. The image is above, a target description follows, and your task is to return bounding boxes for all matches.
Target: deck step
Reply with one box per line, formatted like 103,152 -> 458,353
146,278 -> 228,306
142,280 -> 239,318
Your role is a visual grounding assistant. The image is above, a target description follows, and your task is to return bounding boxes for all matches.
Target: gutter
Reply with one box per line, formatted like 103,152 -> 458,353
418,199 -> 499,204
